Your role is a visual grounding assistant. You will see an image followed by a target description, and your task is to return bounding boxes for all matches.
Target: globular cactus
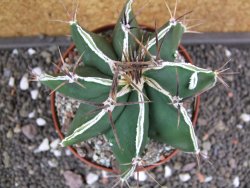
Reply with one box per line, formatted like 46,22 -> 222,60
36,0 -> 220,182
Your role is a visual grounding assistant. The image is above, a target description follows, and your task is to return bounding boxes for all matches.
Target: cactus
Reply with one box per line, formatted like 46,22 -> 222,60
36,0 -> 221,182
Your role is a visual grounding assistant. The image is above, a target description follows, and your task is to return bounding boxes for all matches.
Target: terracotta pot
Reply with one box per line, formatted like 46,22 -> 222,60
50,24 -> 201,173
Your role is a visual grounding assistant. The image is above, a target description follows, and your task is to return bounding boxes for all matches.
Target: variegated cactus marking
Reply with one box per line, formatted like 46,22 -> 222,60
189,72 -> 198,90
135,92 -> 146,156
147,21 -> 177,51
121,0 -> 134,61
61,109 -> 107,146
40,0 -> 223,183
38,72 -> 114,86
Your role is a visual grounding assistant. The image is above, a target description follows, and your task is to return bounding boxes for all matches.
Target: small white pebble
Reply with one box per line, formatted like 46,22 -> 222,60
50,138 -> 60,149
12,49 -> 19,55
36,118 -> 46,126
93,154 -> 98,161
36,82 -> 41,88
30,89 -> 39,100
240,113 -> 250,122
224,48 -> 232,57
48,159 -> 58,168
20,74 -> 29,90
34,138 -> 50,153
52,150 -> 62,157
8,77 -> 15,87
204,176 -> 213,182
86,173 -> 99,185
101,170 -> 108,178
28,111 -> 35,118
32,67 -> 42,76
236,124 -> 243,129
13,124 -> 21,133
164,146 -> 172,151
65,149 -> 72,156
179,173 -> 191,182
109,142 -> 113,146
28,48 -> 36,56
233,176 -> 240,187
201,150 -> 208,156
164,165 -> 172,178
133,171 -> 147,181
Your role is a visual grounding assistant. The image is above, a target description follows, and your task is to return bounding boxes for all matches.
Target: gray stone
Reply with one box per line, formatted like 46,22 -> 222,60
48,158 -> 58,168
6,129 -> 13,139
21,124 -> 37,140
229,158 -> 236,169
41,51 -> 52,63
202,141 -> 212,151
216,120 -> 227,131
63,171 -> 83,188
182,162 -> 196,172
174,162 -> 182,170
3,151 -> 10,168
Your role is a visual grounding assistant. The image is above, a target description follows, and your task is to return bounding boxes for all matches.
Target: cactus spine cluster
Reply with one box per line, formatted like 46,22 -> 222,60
38,0 -> 219,182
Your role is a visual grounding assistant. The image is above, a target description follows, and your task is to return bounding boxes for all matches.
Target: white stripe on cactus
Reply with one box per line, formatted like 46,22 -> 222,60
121,165 -> 137,182
135,92 -> 145,156
121,0 -> 134,61
74,23 -> 115,72
152,61 -> 215,73
83,77 -> 113,86
180,106 -> 199,153
61,110 -> 106,146
145,77 -> 173,100
38,73 -> 115,86
150,62 -> 218,89
188,72 -> 198,90
146,23 -> 174,51
117,85 -> 131,97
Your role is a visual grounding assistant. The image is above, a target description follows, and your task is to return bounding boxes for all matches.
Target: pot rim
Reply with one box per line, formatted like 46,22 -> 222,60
50,24 -> 201,173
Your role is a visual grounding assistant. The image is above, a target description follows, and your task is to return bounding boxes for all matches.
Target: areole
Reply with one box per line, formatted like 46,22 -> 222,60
50,24 -> 201,173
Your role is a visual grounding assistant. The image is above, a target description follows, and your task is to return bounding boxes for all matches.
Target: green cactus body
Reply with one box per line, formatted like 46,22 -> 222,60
112,0 -> 141,61
147,22 -> 185,61
105,90 -> 149,178
39,0 -> 219,181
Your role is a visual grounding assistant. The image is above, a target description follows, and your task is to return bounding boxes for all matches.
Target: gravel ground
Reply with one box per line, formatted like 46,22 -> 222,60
0,44 -> 249,188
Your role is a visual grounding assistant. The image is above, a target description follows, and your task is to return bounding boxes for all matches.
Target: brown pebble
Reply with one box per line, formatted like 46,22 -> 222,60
196,172 -> 205,183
